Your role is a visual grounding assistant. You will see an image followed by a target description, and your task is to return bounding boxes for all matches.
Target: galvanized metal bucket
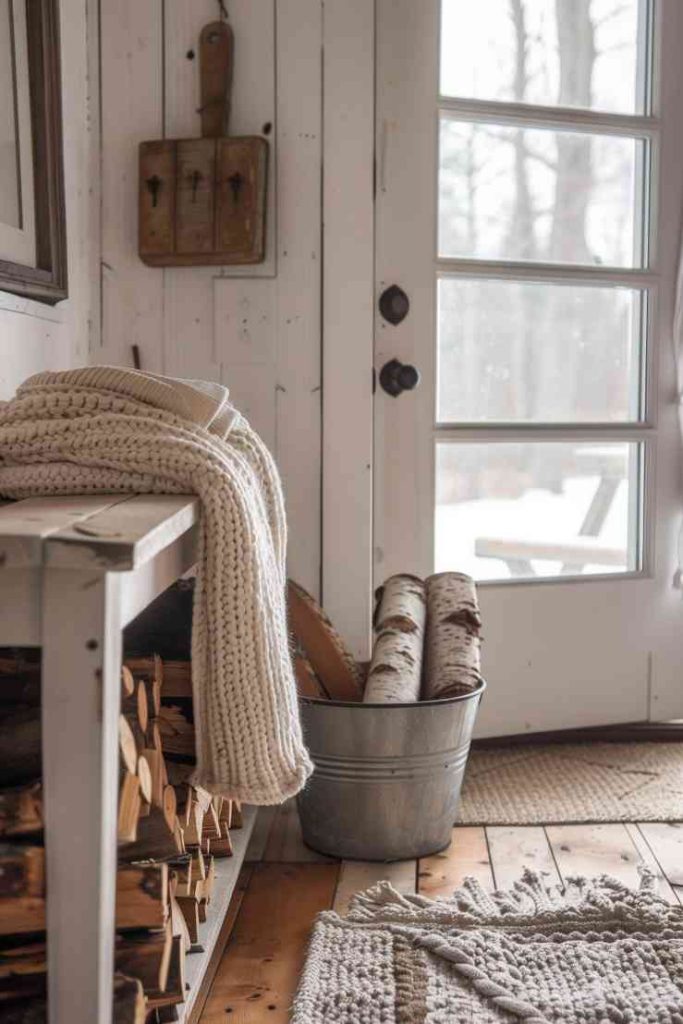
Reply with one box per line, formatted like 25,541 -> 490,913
296,680 -> 485,861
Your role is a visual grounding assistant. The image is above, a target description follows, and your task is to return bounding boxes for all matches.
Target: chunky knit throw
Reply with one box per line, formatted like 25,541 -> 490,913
0,366 -> 313,803
293,870 -> 683,1023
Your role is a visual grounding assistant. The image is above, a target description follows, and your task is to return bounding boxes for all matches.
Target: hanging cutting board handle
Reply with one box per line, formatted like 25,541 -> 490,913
199,20 -> 234,138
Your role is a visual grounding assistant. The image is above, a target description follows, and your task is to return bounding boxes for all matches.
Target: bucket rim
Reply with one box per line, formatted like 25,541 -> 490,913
299,676 -> 486,710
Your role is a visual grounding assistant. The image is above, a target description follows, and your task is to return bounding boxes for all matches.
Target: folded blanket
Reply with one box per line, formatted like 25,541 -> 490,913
0,366 -> 313,803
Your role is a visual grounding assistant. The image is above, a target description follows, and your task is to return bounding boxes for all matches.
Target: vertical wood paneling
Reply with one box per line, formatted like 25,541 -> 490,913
214,0 -> 323,593
214,278 -> 277,445
59,0 -> 99,368
85,0 -> 102,357
0,305 -> 70,396
322,0 -> 375,655
99,0 -> 164,372
162,0 -> 219,381
163,266 -> 220,380
270,0 -> 322,595
162,0 -> 276,384
99,0 -> 323,592
217,0 -> 277,277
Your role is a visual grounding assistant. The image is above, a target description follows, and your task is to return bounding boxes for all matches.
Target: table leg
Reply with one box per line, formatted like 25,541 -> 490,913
42,569 -> 122,1024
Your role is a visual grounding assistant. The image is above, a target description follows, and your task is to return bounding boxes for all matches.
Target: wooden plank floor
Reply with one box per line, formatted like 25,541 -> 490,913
198,802 -> 683,1023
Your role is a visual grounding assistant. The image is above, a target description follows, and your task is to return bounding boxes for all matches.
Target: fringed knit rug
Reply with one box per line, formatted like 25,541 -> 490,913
292,870 -> 683,1024
456,742 -> 683,824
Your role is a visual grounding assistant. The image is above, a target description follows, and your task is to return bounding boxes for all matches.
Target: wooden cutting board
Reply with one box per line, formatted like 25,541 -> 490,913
139,20 -> 268,267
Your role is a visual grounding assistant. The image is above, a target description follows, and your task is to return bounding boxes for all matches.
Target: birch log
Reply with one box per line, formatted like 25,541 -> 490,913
423,572 -> 482,699
363,574 -> 426,703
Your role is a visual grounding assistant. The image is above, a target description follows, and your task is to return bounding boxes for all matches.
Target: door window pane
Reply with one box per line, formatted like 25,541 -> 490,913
440,0 -> 646,115
437,279 -> 644,423
435,441 -> 640,580
0,0 -> 20,229
439,119 -> 645,267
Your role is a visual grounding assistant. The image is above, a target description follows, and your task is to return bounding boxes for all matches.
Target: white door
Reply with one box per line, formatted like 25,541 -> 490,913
375,0 -> 683,736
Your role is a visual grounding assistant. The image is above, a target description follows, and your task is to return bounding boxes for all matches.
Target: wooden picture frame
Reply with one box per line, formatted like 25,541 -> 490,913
0,0 -> 66,304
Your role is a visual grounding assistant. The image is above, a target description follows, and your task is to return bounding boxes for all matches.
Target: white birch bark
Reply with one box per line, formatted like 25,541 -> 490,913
363,574 -> 426,703
423,572 -> 482,699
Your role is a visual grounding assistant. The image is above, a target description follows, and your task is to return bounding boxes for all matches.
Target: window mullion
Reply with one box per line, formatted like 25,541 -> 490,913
435,259 -> 656,289
433,425 -> 652,442
438,96 -> 657,138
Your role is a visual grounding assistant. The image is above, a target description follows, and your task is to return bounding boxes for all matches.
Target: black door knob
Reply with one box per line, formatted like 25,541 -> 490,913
379,285 -> 410,325
379,358 -> 421,397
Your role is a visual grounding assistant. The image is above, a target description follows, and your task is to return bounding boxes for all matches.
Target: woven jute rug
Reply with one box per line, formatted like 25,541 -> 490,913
292,870 -> 683,1024
456,741 -> 683,824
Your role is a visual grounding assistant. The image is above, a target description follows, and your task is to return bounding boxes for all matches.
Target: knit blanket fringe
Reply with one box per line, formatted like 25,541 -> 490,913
0,367 -> 313,804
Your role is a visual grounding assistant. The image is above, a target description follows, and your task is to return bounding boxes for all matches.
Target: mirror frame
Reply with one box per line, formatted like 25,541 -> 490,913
0,0 -> 67,304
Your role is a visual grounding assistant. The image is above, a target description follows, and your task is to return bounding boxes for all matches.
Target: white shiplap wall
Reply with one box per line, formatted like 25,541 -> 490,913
0,0 -> 98,397
97,1 -> 323,597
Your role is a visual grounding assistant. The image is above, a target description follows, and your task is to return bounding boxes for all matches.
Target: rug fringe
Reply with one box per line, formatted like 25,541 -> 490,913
343,866 -> 672,927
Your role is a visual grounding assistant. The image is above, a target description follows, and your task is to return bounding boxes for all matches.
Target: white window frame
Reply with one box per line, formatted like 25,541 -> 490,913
430,0 -> 660,586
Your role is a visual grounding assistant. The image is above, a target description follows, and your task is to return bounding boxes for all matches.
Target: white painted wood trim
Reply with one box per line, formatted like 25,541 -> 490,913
180,805 -> 257,1024
322,0 -> 375,658
42,569 -> 123,1024
0,288 -> 63,321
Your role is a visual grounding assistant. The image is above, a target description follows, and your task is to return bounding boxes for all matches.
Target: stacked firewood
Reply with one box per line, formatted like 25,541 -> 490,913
288,572 -> 484,704
0,652 -> 241,1024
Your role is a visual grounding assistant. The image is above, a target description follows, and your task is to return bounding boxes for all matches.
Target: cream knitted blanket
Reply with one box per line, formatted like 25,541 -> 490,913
293,869 -> 683,1023
0,366 -> 313,803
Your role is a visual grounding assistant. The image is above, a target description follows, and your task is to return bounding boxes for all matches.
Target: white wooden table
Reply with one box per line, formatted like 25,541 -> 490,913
0,494 -> 254,1024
